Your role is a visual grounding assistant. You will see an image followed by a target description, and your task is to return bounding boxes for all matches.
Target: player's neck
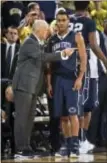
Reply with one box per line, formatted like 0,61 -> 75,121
75,11 -> 86,16
58,29 -> 69,37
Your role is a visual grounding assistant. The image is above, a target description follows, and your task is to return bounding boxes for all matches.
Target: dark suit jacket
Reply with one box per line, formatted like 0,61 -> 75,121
1,43 -> 20,80
1,42 -> 20,109
12,34 -> 62,95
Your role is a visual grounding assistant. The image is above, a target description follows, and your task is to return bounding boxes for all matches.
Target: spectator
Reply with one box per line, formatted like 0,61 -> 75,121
27,2 -> 40,15
90,1 -> 107,31
18,11 -> 39,43
1,26 -> 19,81
61,1 -> 74,15
56,1 -> 74,16
39,11 -> 45,20
1,26 -> 20,156
1,1 -> 25,28
20,2 -> 40,26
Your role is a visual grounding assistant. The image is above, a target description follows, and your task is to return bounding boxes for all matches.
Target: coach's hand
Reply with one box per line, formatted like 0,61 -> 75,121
5,86 -> 14,102
47,84 -> 53,98
73,78 -> 82,91
62,48 -> 75,58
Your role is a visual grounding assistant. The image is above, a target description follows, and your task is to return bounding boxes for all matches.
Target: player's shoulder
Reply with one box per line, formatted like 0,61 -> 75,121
85,17 -> 96,28
85,17 -> 94,23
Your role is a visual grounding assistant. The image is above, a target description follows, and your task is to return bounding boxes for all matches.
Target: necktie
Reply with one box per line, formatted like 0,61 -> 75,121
5,45 -> 12,77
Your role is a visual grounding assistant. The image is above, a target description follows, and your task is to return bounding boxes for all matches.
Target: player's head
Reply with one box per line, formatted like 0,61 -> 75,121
56,11 -> 69,34
74,1 -> 90,11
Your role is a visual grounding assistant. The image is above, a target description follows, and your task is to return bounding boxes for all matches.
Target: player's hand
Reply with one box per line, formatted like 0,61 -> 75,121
5,86 -> 14,102
62,48 -> 75,57
73,78 -> 82,91
25,13 -> 31,25
47,84 -> 53,98
25,11 -> 35,25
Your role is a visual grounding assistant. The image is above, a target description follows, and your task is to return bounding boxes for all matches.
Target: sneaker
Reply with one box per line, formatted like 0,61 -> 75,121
15,149 -> 39,160
79,140 -> 95,154
55,146 -> 68,157
15,151 -> 31,161
78,154 -> 94,162
69,151 -> 79,158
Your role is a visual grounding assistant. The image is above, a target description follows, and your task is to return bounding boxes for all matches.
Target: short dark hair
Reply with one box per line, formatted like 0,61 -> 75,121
6,26 -> 18,33
27,2 -> 39,12
74,1 -> 90,11
56,10 -> 69,19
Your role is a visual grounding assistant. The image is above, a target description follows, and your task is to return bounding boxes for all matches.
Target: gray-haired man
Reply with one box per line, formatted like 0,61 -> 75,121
12,20 -> 74,159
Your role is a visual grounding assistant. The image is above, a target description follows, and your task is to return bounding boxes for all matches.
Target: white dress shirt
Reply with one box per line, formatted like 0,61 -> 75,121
6,42 -> 16,71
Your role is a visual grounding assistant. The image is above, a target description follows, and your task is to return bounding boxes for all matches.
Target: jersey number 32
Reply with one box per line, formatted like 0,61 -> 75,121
69,23 -> 83,32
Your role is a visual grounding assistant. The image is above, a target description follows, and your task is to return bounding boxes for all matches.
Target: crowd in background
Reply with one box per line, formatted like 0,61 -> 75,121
1,0 -> 107,159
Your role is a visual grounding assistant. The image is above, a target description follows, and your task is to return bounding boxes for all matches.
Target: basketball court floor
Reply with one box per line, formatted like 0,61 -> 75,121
1,152 -> 107,163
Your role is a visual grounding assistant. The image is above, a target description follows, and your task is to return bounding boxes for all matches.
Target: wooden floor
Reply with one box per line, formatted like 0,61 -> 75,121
1,153 -> 107,163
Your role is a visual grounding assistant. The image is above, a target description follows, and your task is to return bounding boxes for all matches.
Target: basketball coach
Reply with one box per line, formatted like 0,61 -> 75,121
12,20 -> 74,157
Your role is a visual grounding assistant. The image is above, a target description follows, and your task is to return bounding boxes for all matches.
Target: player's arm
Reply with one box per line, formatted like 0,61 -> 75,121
75,32 -> 87,80
73,32 -> 87,91
46,63 -> 53,98
88,19 -> 107,70
89,32 -> 107,70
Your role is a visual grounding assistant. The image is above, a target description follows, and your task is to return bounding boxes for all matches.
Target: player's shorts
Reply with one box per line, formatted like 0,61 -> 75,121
83,78 -> 99,112
52,75 -> 80,118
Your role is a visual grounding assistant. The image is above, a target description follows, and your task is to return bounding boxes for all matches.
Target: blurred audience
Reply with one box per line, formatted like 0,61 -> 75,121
1,1 -> 25,28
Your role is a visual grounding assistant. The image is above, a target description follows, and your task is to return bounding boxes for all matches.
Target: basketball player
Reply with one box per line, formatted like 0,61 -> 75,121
70,1 -> 107,153
46,11 -> 87,158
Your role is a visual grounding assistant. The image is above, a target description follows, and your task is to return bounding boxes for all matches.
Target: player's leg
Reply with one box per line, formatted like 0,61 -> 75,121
53,76 -> 68,157
85,78 -> 99,129
60,117 -> 71,139
64,79 -> 79,157
80,78 -> 99,153
79,70 -> 90,144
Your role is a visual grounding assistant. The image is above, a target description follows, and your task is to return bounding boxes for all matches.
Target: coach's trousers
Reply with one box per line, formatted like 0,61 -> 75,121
14,90 -> 37,152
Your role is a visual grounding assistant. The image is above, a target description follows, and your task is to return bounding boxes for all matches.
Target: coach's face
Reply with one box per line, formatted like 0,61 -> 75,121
39,27 -> 50,40
56,14 -> 69,33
